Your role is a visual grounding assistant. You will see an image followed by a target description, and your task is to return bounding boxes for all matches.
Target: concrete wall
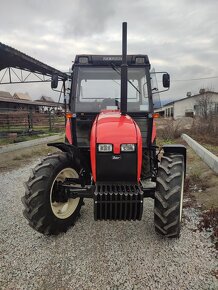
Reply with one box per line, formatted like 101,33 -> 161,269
182,134 -> 218,174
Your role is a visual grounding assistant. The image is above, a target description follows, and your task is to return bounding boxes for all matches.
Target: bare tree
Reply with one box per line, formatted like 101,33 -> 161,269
192,89 -> 218,136
195,90 -> 214,119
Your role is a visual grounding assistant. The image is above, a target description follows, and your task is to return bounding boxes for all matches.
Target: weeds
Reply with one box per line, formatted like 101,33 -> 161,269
190,116 -> 218,145
156,137 -> 174,147
12,156 -> 22,160
0,132 -> 60,146
185,171 -> 209,193
157,119 -> 183,140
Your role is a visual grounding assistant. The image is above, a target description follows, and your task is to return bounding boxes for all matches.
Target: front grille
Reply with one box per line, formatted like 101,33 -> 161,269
94,182 -> 143,221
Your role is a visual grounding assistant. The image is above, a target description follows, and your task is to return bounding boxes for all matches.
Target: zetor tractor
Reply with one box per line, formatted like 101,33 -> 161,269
22,23 -> 186,238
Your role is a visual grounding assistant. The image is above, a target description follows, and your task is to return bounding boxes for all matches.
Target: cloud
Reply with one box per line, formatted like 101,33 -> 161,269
0,0 -> 218,102
63,0 -> 116,37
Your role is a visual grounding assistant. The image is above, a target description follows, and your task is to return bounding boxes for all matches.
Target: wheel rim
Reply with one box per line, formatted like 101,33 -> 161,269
50,168 -> 80,219
179,170 -> 185,222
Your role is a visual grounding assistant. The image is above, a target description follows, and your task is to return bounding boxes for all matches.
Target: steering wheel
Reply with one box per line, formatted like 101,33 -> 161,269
100,98 -> 116,109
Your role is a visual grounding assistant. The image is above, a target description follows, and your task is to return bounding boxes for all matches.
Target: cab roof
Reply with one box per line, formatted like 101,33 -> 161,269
73,54 -> 150,68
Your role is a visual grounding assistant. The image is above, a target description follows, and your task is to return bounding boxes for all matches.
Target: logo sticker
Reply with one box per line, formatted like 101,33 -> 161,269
103,56 -> 122,61
112,155 -> 121,160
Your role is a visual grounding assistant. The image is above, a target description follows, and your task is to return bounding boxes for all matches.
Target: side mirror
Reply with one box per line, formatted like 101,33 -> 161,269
51,74 -> 58,89
163,73 -> 170,88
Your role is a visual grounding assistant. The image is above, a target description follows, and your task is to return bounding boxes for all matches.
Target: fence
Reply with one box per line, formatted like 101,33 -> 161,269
0,109 -> 65,145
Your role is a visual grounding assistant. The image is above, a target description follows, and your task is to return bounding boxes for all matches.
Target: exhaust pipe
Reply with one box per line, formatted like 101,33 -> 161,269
120,22 -> 128,115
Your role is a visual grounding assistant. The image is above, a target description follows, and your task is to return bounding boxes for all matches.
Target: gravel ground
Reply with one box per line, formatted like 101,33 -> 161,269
0,158 -> 217,290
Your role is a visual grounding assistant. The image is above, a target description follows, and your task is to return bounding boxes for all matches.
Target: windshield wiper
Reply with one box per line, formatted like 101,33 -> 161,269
110,63 -> 141,95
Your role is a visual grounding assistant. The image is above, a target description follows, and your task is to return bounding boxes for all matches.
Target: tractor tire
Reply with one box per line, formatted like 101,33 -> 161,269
154,153 -> 185,238
21,152 -> 84,235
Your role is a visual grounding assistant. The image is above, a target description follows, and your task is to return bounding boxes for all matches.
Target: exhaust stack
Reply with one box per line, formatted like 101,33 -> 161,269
120,22 -> 128,115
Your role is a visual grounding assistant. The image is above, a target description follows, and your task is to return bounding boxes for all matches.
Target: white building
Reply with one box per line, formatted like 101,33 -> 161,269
155,90 -> 218,119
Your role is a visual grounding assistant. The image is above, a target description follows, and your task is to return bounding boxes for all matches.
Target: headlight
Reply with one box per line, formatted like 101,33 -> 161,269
121,144 -> 135,152
98,144 -> 113,152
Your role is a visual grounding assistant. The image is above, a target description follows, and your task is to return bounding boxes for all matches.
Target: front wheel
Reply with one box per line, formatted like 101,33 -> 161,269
22,152 -> 84,235
154,153 -> 185,238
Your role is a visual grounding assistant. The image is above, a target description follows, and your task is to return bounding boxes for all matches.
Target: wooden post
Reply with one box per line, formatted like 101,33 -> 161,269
49,110 -> 52,132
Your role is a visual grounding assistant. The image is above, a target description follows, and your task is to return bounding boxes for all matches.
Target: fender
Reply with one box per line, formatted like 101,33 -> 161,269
162,144 -> 187,174
65,118 -> 73,144
48,142 -> 78,155
151,121 -> 156,143
47,142 -> 90,177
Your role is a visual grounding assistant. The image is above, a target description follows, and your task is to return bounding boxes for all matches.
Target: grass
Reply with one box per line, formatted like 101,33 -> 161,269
0,132 -> 61,146
12,155 -> 23,160
202,144 -> 218,156
12,146 -> 57,161
0,136 -> 64,172
0,126 -> 29,131
185,169 -> 209,193
0,125 -> 64,131
156,137 -> 175,147
183,146 -> 218,250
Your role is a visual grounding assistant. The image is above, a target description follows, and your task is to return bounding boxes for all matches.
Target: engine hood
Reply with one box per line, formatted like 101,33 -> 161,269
96,110 -> 137,154
90,110 -> 142,182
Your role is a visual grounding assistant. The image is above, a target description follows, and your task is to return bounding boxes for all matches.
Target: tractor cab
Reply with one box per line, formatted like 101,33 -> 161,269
71,54 -> 151,114
68,54 -> 169,149
69,54 -> 152,148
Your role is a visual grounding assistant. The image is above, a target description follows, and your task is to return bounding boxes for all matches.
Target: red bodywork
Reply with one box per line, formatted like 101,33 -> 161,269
151,121 -> 156,143
66,118 -> 73,144
90,110 -> 142,182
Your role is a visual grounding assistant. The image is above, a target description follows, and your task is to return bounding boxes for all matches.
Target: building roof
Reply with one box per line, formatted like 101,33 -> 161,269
0,96 -> 62,107
0,91 -> 13,99
13,92 -> 31,100
163,91 -> 218,107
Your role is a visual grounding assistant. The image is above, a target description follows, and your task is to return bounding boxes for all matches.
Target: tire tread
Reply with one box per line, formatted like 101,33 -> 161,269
21,152 -> 84,235
154,153 -> 185,238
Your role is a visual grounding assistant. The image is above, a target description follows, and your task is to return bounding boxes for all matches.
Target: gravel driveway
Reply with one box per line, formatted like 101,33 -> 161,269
0,158 -> 217,290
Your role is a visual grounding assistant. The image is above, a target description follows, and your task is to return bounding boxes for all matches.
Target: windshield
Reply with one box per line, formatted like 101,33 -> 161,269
73,66 -> 149,113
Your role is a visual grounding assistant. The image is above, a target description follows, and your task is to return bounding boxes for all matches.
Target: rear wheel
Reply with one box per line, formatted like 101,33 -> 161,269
22,152 -> 84,235
154,153 -> 185,238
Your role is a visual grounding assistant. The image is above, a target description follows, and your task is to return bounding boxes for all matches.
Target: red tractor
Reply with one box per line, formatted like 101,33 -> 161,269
22,23 -> 186,238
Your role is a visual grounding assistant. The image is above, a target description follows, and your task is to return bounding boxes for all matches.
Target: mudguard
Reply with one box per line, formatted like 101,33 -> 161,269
47,142 -> 89,173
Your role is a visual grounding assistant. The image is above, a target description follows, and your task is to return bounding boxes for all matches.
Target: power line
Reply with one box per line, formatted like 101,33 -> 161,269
172,76 -> 218,82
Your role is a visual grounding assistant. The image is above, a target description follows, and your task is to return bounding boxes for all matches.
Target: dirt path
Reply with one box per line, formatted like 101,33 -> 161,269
0,142 -> 58,172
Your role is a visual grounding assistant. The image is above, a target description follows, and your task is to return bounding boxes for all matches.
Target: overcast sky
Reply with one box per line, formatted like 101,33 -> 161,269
0,0 -> 218,104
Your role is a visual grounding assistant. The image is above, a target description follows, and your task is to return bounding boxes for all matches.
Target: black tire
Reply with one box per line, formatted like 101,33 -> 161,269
154,153 -> 185,238
141,150 -> 150,179
21,152 -> 84,235
141,139 -> 157,180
